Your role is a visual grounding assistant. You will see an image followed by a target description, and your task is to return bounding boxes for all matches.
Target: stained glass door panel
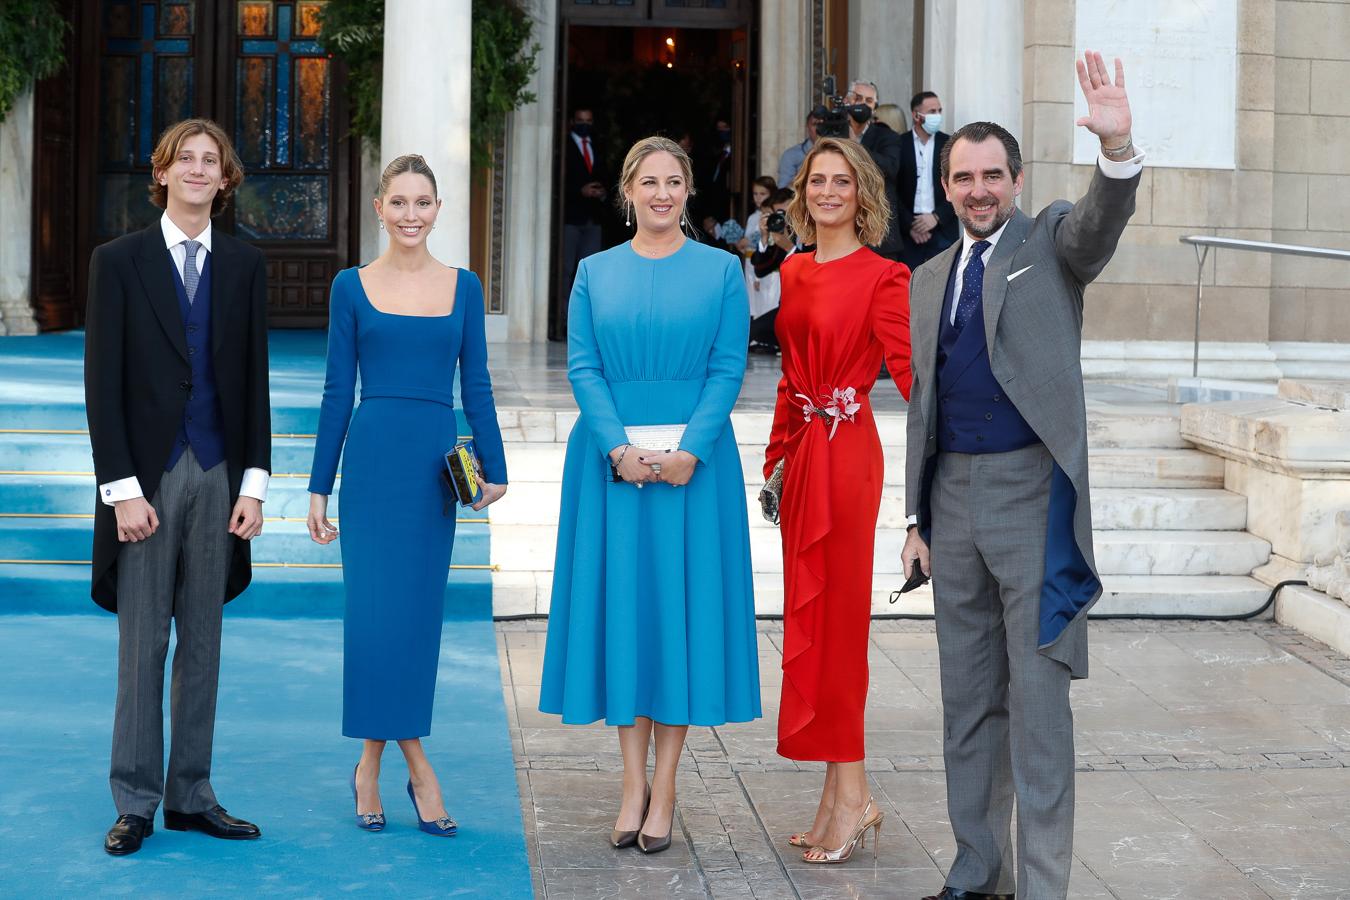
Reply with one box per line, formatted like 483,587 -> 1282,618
94,0 -> 200,240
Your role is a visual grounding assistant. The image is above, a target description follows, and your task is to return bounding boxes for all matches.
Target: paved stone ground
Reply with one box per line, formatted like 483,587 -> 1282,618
498,618 -> 1350,900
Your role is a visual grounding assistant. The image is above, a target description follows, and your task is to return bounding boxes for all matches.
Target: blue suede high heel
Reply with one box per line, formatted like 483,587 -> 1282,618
351,764 -> 385,831
407,780 -> 457,836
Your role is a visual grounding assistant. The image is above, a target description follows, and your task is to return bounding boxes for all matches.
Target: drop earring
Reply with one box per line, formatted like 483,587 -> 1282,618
378,220 -> 385,230
625,202 -> 632,228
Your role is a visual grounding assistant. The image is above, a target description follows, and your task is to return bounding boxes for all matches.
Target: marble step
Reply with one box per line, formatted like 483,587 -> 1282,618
1086,448 -> 1225,489
1092,530 -> 1270,577
0,561 -> 493,618
1093,575 -> 1272,616
0,517 -> 491,567
1090,488 -> 1247,531
493,570 -> 1273,618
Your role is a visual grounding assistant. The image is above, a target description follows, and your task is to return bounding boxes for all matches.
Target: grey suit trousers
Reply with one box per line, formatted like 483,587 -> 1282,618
110,447 -> 231,818
930,443 -> 1074,900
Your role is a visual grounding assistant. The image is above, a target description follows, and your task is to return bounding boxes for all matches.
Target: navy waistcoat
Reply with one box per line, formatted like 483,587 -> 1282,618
935,249 -> 1039,454
165,252 -> 226,472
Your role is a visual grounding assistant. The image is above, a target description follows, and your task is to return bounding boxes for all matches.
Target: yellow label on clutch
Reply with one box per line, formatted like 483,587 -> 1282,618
457,446 -> 479,496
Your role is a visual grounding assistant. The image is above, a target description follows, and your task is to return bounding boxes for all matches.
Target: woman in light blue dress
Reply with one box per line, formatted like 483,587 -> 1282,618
307,155 -> 507,836
539,137 -> 760,854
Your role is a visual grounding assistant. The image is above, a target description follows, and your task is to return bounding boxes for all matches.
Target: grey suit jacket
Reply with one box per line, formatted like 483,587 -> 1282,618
904,166 -> 1140,660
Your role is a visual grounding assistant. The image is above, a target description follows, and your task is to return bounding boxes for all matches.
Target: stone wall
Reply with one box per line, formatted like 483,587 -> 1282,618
1022,0 -> 1350,346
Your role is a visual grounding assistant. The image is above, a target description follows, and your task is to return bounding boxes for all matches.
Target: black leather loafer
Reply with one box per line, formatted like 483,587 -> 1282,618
922,889 -> 1014,900
105,813 -> 153,855
163,804 -> 260,839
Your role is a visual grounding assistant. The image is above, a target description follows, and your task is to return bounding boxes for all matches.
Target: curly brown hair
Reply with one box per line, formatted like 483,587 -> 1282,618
786,137 -> 890,247
147,119 -> 244,216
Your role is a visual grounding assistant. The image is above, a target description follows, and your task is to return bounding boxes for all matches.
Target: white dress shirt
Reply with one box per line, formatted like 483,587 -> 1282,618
905,150 -> 1146,526
913,130 -> 936,215
99,213 -> 270,507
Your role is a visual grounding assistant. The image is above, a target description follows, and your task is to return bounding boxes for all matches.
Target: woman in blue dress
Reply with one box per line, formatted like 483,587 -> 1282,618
306,155 -> 507,835
539,136 -> 760,854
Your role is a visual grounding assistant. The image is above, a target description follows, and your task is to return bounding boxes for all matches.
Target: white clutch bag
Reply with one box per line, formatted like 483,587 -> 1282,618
623,424 -> 686,451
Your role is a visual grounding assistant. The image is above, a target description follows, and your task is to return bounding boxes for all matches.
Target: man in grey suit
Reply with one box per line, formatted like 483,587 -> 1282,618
903,52 -> 1141,900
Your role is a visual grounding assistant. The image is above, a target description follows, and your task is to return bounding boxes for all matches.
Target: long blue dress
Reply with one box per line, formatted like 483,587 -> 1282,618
539,240 -> 761,726
309,266 -> 507,739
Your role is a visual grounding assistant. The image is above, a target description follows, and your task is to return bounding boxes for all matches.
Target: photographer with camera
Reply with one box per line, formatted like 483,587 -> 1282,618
842,80 -> 904,263
747,188 -> 805,354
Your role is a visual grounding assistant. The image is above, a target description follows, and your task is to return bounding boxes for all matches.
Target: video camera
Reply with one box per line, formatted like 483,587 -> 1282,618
813,75 -> 871,139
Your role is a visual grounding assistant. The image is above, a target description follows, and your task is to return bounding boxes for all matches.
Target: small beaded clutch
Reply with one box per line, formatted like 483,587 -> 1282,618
759,459 -> 785,525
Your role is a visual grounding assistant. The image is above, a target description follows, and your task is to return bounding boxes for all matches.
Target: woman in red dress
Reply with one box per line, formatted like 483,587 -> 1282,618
764,136 -> 912,864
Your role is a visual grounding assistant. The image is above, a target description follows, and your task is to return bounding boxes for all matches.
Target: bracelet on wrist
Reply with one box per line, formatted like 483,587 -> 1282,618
612,443 -> 632,467
1101,137 -> 1134,158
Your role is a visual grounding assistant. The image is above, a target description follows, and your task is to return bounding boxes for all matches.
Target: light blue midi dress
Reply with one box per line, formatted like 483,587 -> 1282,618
539,240 -> 761,726
309,267 -> 507,739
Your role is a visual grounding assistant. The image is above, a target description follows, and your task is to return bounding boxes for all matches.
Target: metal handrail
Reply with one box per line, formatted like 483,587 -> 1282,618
1180,236 -> 1350,378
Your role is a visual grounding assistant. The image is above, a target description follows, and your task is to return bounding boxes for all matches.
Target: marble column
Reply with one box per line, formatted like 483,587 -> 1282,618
848,0 -> 915,113
380,0 -> 471,267
923,0 -> 1023,138
758,0 -> 814,184
0,90 -> 37,335
501,0 -> 557,344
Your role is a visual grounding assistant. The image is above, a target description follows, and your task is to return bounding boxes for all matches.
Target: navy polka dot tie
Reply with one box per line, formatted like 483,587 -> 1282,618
953,240 -> 991,331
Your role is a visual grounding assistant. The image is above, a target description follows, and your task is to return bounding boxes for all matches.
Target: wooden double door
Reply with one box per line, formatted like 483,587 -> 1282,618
33,0 -> 358,329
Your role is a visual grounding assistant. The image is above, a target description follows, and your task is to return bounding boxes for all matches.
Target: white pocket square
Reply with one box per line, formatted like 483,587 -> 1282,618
1007,265 -> 1034,282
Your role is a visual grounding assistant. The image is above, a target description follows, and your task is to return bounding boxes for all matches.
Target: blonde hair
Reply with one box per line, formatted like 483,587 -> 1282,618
874,103 -> 904,133
148,119 -> 244,216
787,137 -> 890,247
616,136 -> 696,227
377,153 -> 437,197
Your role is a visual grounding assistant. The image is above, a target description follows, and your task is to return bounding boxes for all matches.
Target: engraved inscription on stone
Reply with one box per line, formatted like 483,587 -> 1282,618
1073,0 -> 1237,169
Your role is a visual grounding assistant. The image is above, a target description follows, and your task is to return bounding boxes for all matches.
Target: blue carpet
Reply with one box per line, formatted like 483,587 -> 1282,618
0,614 -> 531,898
0,332 -> 532,897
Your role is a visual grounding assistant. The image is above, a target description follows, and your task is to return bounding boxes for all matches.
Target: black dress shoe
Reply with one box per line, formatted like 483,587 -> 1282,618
163,805 -> 260,840
105,813 -> 153,855
921,889 -> 1014,900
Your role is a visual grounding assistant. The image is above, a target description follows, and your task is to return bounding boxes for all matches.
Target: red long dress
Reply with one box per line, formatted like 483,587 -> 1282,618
764,246 -> 912,762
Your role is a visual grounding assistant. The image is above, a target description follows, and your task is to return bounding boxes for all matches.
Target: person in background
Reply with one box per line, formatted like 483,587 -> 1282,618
845,79 -> 904,262
897,91 -> 958,271
700,116 -> 734,222
748,188 -> 802,354
778,109 -> 821,187
558,106 -> 609,339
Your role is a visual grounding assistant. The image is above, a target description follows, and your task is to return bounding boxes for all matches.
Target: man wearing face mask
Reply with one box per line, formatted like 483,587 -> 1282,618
557,106 -> 608,339
898,92 -> 959,270
844,79 -> 904,262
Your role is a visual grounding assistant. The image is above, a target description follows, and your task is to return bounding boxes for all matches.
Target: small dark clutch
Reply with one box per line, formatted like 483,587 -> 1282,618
759,459 -> 785,525
442,439 -> 485,507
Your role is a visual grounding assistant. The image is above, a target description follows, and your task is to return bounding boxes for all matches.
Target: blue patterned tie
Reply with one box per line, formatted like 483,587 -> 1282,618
953,239 -> 991,331
183,240 -> 202,304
